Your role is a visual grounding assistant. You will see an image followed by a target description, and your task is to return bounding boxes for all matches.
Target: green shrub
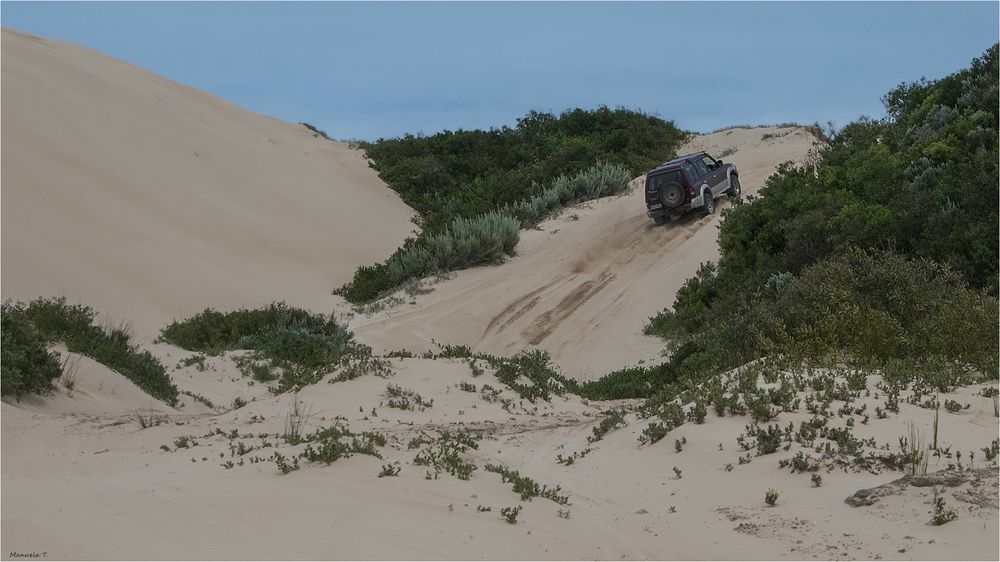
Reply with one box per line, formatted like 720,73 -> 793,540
1,298 -> 177,405
484,463 -> 569,504
765,489 -> 779,506
160,302 -> 350,365
412,430 -> 480,480
160,303 -> 353,393
490,349 -> 578,402
578,361 -> 682,400
362,106 -> 685,234
1,302 -> 62,398
588,408 -> 627,443
643,46 -> 999,404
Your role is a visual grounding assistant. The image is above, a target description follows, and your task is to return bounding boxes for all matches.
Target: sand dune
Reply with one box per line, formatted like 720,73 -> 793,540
350,127 -> 822,379
2,29 -> 997,562
1,28 -> 415,339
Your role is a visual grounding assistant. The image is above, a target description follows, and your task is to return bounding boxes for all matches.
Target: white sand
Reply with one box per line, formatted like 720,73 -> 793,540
1,28 -> 415,339
2,29 -> 997,561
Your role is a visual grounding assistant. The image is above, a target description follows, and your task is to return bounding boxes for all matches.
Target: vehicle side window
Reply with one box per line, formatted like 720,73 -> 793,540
691,160 -> 709,179
684,165 -> 698,182
702,155 -> 717,170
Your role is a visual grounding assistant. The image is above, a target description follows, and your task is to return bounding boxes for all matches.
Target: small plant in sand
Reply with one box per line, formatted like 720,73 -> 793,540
58,353 -> 82,397
811,473 -> 823,487
674,437 -> 687,453
379,462 -> 402,477
764,489 -> 779,506
134,407 -> 166,429
180,390 -> 215,409
557,508 -> 570,519
555,448 -> 592,465
981,439 -> 999,462
639,422 -> 668,446
931,487 -> 957,525
178,354 -> 207,371
485,464 -> 569,504
476,505 -> 492,512
283,389 -> 312,444
466,358 -> 484,377
459,381 -> 477,392
384,384 -> 433,411
501,505 -> 522,524
943,399 -> 966,413
900,422 -> 929,476
588,408 -> 627,443
272,451 -> 300,474
672,466 -> 682,479
412,430 -> 480,480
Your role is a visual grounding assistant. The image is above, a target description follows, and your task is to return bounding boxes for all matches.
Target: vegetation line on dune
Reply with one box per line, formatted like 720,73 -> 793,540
336,107 -> 688,304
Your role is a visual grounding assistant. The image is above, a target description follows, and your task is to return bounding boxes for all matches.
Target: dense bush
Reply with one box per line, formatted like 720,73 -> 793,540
1,298 -> 178,405
1,302 -> 63,398
362,107 -> 686,233
577,360 -> 684,401
160,302 -> 352,371
641,45 -> 999,397
337,162 -> 630,303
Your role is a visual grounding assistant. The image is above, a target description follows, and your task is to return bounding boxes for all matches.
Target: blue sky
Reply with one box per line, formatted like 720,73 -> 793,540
3,2 -> 997,141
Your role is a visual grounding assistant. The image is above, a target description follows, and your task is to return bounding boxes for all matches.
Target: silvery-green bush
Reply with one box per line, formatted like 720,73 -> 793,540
507,161 -> 631,227
386,211 -> 520,285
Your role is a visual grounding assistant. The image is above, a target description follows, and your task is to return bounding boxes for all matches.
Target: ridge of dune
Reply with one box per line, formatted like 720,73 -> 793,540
1,27 -> 415,338
349,126 -> 822,379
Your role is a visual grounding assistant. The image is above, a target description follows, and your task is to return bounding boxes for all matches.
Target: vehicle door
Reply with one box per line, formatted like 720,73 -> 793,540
699,154 -> 728,196
689,159 -> 711,201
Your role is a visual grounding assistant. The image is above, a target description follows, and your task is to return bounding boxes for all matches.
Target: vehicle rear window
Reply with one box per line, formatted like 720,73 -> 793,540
647,170 -> 683,191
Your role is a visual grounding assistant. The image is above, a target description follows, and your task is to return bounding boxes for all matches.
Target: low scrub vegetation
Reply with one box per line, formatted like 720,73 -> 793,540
504,162 -> 633,227
1,298 -> 177,404
339,105 -> 676,305
361,107 -> 685,234
484,463 -> 569,505
490,349 -> 577,403
336,212 -> 520,303
337,162 -> 629,304
638,45 -> 998,400
160,302 -> 357,393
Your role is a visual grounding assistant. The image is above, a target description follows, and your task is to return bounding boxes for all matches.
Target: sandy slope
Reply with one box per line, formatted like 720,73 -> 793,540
350,126 -> 821,380
1,28 -> 415,339
2,30 -> 997,562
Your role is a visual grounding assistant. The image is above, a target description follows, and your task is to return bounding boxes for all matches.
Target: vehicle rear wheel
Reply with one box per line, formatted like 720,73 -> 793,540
728,176 -> 741,200
659,181 -> 685,209
703,191 -> 715,215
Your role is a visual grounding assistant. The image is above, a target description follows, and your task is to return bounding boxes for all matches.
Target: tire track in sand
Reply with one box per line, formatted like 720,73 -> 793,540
481,280 -> 559,338
522,269 -> 616,345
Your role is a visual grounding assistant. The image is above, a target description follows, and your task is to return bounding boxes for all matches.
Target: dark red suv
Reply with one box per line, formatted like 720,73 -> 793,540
644,151 -> 740,224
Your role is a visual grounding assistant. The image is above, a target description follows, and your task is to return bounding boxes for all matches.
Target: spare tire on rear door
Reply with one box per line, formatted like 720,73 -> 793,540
659,181 -> 685,209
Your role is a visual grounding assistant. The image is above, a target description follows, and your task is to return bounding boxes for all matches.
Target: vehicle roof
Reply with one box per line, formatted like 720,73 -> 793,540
647,151 -> 708,174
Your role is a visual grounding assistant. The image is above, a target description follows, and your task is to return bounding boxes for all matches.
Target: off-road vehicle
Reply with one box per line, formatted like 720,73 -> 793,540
644,151 -> 740,224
